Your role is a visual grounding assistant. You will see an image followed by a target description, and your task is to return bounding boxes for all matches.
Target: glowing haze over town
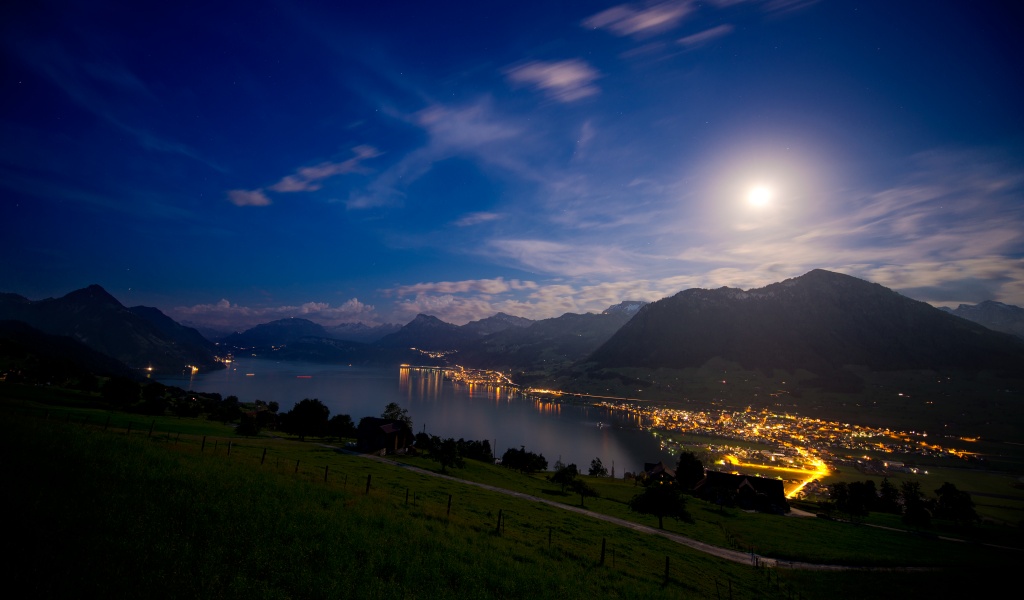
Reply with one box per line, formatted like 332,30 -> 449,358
2,1 -> 1022,332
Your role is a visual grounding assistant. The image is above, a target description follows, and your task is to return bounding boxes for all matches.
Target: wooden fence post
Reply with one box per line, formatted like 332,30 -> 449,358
324,465 -> 329,482
447,494 -> 452,517
496,509 -> 502,535
227,441 -> 232,456
295,459 -> 300,474
600,538 -> 606,565
148,421 -> 155,437
126,422 -> 132,436
261,448 -> 267,465
365,474 -> 372,494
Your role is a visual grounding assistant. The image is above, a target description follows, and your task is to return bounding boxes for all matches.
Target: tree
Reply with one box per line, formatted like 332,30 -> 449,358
414,431 -> 435,453
381,402 -> 412,430
877,478 -> 901,514
210,395 -> 242,423
900,480 -> 931,527
428,436 -> 464,473
282,398 -> 330,441
675,452 -> 705,490
327,414 -> 356,439
456,438 -> 493,462
628,480 -> 693,529
568,478 -> 598,507
589,457 -> 608,477
500,446 -> 547,473
551,463 -> 579,492
934,482 -> 978,527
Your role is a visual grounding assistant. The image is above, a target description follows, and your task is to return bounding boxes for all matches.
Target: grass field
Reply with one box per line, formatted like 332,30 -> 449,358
2,389 -> 1021,598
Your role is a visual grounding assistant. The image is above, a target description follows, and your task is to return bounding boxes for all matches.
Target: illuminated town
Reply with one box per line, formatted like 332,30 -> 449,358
402,363 -> 978,499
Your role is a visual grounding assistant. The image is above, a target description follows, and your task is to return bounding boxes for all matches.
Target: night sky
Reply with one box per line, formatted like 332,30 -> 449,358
3,1 -> 1022,331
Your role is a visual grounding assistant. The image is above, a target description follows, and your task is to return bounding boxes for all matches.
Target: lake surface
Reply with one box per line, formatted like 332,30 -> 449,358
159,358 -> 674,474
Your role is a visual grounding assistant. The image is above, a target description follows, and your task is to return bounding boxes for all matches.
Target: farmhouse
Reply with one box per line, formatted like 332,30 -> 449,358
356,417 -> 414,455
692,471 -> 789,514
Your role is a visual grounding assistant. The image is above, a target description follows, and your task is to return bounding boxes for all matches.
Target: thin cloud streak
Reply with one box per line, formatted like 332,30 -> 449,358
227,189 -> 272,207
678,24 -> 734,47
583,1 -> 695,38
504,59 -> 602,103
270,145 -> 381,192
170,297 -> 379,331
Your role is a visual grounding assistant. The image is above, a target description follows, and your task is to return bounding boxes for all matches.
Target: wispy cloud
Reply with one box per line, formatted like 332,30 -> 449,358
583,1 -> 695,38
269,145 -> 381,192
346,99 -> 531,210
10,38 -> 221,170
453,212 -> 502,227
227,189 -> 272,207
227,144 -> 380,207
504,59 -> 602,103
170,297 -> 378,330
388,277 -> 538,297
678,24 -> 734,47
488,239 -> 635,277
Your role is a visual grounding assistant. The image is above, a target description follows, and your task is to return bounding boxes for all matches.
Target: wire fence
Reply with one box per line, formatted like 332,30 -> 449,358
13,405 -> 812,600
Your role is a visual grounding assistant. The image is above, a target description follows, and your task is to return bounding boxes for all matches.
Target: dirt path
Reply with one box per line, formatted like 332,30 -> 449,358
351,451 -> 933,572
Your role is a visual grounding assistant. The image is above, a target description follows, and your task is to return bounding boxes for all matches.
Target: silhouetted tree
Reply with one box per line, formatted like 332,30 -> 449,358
551,463 -> 579,492
327,414 -> 356,439
282,398 -> 330,441
428,436 -> 464,473
900,480 -> 931,527
456,438 -> 493,462
878,478 -> 901,514
210,395 -> 242,423
569,478 -> 598,507
675,452 -> 705,490
628,479 -> 692,529
589,457 -> 608,477
934,482 -> 978,527
381,402 -> 412,430
501,446 -> 547,473
414,431 -> 435,453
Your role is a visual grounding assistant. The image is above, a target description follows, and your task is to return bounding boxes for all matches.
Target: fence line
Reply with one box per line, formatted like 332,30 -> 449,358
9,405 -> 808,599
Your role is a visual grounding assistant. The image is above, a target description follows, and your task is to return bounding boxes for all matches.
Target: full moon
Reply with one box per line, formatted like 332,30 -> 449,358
746,184 -> 774,208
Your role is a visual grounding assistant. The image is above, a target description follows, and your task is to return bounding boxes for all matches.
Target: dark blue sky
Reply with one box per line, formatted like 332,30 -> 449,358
3,1 -> 1023,330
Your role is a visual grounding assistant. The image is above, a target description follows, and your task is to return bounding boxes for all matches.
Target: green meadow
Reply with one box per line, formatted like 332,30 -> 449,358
2,387 -> 1020,599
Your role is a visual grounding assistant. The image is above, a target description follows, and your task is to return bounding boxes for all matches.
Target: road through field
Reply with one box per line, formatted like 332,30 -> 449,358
351,450 -> 931,572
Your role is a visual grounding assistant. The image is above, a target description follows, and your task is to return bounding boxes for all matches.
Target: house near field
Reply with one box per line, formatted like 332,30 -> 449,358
356,417 -> 414,455
642,461 -> 677,484
692,471 -> 790,514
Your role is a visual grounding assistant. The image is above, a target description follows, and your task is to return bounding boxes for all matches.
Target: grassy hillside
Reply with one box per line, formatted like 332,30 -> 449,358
2,392 -> 1019,598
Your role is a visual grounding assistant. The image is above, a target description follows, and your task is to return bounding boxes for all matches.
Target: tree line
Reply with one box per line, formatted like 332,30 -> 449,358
824,478 -> 978,527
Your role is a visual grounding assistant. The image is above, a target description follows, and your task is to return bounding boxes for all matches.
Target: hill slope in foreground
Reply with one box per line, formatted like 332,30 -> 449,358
3,405 -> 1017,600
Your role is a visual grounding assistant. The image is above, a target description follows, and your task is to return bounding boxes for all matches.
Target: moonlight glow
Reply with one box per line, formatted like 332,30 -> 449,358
746,185 -> 774,208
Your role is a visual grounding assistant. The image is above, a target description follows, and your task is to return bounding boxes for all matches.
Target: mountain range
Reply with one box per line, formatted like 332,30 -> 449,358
589,269 -> 1024,374
3,272 -> 1023,392
940,301 -> 1024,340
0,285 -> 221,374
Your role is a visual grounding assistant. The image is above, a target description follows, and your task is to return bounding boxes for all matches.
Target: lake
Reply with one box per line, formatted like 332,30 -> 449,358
159,358 -> 674,475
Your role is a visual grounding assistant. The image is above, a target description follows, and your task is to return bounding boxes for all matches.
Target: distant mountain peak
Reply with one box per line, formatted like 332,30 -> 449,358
461,312 -> 534,336
603,301 -> 647,316
944,300 -> 1024,340
62,284 -> 122,306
